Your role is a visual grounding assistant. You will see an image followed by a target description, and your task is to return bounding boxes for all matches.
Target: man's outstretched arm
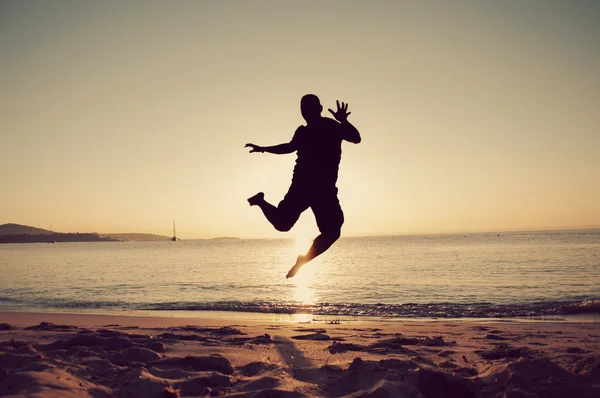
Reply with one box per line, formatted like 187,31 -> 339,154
329,100 -> 361,144
245,142 -> 296,154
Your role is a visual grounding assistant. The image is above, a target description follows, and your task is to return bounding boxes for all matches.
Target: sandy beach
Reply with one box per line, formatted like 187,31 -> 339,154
0,312 -> 597,397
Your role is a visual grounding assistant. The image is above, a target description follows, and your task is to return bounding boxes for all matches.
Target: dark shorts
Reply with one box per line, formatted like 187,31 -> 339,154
277,184 -> 344,234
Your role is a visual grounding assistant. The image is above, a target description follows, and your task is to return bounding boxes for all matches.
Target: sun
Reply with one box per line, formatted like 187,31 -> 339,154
291,219 -> 317,255
293,236 -> 312,256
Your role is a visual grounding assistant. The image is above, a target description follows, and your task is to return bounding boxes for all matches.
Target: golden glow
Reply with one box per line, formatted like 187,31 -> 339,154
292,234 -> 313,256
271,313 -> 314,323
292,270 -> 317,305
1,2 -> 599,237
291,237 -> 318,305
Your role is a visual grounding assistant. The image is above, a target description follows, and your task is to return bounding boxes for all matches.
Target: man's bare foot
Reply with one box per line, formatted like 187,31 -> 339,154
286,255 -> 308,279
247,192 -> 264,206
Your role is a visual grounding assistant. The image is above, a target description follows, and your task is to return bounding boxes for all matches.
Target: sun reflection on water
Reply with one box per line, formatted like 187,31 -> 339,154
291,236 -> 318,305
292,265 -> 317,304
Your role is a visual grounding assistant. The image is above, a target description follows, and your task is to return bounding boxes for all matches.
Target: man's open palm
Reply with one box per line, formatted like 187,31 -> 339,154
328,100 -> 351,122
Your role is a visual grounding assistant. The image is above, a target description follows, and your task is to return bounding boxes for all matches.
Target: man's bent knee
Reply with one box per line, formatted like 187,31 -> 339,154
323,229 -> 341,242
274,220 -> 295,232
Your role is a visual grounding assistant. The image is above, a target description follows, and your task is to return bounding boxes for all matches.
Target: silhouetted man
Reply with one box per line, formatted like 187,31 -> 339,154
245,94 -> 361,278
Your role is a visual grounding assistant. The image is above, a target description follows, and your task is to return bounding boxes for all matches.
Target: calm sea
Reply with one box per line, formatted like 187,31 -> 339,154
1,230 -> 599,319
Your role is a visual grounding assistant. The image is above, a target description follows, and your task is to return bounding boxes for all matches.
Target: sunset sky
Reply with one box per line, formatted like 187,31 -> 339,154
1,1 -> 599,239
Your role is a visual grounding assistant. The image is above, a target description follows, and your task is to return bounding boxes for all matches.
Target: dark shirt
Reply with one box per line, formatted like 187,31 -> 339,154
291,117 -> 343,188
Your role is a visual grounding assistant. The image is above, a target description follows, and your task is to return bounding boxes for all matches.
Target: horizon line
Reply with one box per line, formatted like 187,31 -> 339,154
2,223 -> 599,240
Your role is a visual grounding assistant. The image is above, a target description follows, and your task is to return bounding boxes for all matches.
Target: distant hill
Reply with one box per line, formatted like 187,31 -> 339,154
0,233 -> 116,244
0,224 -> 172,242
0,223 -> 52,236
100,233 -> 172,242
0,224 -> 117,243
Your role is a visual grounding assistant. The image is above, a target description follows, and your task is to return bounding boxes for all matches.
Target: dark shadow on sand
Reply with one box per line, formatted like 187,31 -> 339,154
273,336 -> 313,370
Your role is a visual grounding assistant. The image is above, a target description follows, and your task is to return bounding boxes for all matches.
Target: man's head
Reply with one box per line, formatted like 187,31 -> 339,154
300,94 -> 323,123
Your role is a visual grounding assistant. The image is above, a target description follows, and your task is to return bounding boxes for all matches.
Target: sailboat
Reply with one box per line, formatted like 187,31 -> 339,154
171,220 -> 177,241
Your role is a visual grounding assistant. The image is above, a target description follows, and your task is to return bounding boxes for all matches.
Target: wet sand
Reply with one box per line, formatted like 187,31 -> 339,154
0,311 -> 598,397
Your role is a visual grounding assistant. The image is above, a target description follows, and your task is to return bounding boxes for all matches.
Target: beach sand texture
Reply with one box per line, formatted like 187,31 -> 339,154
0,312 -> 598,397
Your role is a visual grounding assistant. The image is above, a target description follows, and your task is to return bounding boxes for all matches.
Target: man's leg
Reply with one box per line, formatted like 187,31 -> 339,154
286,230 -> 341,279
286,191 -> 344,278
248,189 -> 307,232
248,192 -> 287,231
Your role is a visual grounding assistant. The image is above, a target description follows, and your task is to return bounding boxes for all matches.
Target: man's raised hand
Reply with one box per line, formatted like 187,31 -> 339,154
328,100 -> 351,122
245,143 -> 264,153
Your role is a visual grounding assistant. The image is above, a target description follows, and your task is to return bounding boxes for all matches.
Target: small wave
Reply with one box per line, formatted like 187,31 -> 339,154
560,299 -> 600,315
1,297 -> 599,318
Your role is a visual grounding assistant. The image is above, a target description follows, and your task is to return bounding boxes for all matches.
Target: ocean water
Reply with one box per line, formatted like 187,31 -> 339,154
1,230 -> 599,319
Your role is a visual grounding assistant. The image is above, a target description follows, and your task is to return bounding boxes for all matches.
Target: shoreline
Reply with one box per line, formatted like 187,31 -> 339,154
1,308 -> 599,326
0,310 -> 598,397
